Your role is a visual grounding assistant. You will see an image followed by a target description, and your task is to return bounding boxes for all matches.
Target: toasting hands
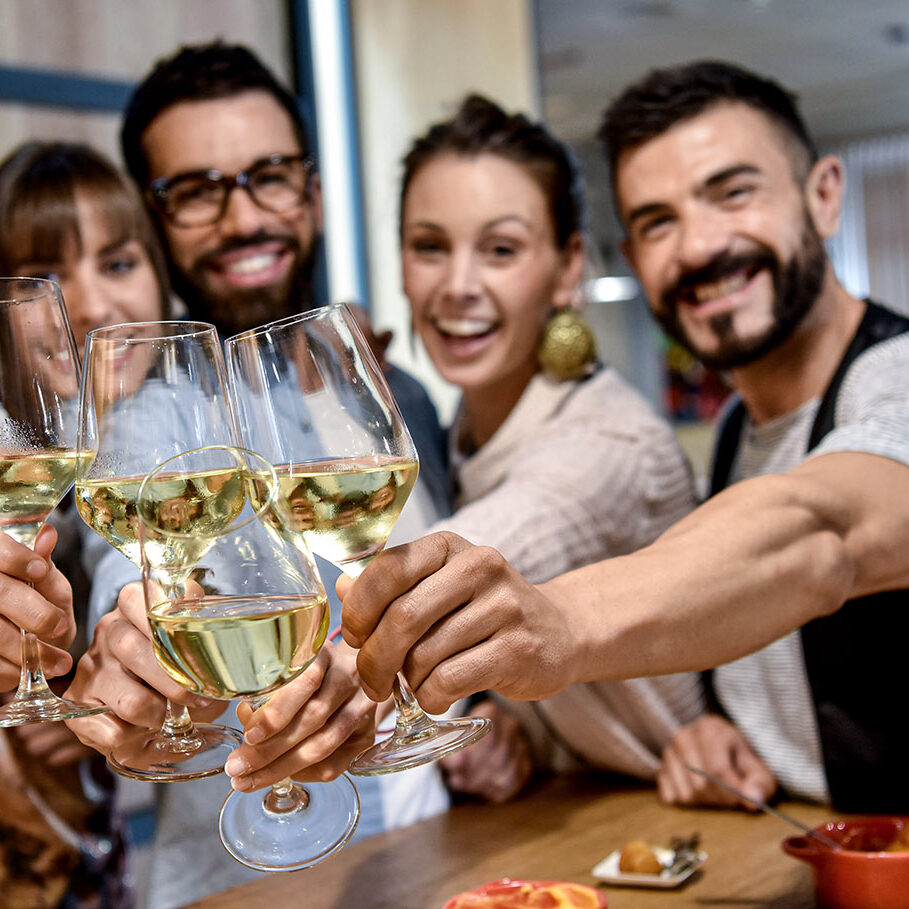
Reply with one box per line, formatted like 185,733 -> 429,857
339,531 -> 581,713
0,525 -> 75,690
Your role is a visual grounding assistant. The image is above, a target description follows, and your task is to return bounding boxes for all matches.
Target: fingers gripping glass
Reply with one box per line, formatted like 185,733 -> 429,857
150,154 -> 315,228
0,277 -> 108,726
75,320 -> 244,781
138,446 -> 359,872
225,303 -> 491,776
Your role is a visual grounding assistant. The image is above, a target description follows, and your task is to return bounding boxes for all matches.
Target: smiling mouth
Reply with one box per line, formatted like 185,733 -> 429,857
223,252 -> 283,276
434,316 -> 498,339
682,264 -> 761,307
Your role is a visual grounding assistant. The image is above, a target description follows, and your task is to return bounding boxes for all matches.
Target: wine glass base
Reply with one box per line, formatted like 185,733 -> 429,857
107,723 -> 244,782
219,773 -> 360,872
0,694 -> 108,727
348,715 -> 491,776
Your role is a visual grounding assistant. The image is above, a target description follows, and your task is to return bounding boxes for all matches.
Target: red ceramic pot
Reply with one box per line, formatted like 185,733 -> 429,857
782,817 -> 909,909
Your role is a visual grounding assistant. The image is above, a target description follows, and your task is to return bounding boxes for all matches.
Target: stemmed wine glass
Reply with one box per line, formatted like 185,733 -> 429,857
75,320 -> 243,779
137,444 -> 359,871
0,277 -> 108,726
225,302 -> 490,775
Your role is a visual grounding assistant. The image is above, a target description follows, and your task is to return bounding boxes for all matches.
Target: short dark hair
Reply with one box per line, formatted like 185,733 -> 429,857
599,60 -> 818,205
400,93 -> 586,249
121,40 -> 311,187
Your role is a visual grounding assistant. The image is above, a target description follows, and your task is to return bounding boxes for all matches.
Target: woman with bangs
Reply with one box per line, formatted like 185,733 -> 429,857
0,140 -> 171,908
0,141 -> 171,355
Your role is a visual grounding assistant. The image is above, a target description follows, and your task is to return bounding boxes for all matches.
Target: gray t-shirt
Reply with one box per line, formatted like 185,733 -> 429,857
713,331 -> 909,802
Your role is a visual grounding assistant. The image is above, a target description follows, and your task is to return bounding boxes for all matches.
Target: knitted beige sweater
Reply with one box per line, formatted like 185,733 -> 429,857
433,367 -> 705,778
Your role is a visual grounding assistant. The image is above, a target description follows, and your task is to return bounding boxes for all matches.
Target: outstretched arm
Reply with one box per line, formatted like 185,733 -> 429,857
342,451 -> 909,711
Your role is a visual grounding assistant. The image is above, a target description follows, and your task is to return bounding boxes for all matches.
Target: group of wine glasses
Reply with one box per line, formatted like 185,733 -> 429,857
0,277 -> 490,873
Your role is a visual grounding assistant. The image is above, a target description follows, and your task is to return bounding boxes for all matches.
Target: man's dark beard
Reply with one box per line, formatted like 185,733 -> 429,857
655,216 -> 827,371
168,230 -> 318,338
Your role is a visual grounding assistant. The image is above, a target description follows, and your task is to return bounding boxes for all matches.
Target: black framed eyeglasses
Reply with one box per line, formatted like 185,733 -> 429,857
149,153 -> 315,227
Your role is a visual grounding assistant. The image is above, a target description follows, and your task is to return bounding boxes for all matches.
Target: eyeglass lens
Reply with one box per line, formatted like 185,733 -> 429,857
163,157 -> 309,226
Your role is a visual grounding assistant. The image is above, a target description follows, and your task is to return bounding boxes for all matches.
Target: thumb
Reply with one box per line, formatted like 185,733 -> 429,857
335,573 -> 354,601
734,746 -> 777,803
32,523 -> 59,561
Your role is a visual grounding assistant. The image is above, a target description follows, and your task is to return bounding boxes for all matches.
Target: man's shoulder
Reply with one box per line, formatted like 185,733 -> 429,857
385,363 -> 440,419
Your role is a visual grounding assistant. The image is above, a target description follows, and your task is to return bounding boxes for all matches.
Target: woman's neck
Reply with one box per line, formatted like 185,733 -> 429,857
460,363 -> 539,450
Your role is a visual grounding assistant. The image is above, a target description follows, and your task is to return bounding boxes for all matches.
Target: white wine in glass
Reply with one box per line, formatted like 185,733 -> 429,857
138,445 -> 359,871
0,277 -> 107,726
226,302 -> 490,775
75,320 -> 244,780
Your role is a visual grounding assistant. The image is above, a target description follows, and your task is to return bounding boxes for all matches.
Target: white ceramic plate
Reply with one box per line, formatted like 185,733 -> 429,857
591,846 -> 707,888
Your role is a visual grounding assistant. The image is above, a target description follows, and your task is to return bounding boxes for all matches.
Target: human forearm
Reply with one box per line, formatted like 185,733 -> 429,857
548,454 -> 907,680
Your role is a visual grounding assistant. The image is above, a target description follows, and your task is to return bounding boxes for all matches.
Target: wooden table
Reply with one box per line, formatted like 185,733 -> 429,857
189,774 -> 831,908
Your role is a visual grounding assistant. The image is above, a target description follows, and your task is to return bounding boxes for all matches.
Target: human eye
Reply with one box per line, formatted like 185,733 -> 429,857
252,164 -> 292,187
480,234 -> 522,264
171,177 -> 220,207
102,255 -> 137,277
407,234 -> 447,257
489,241 -> 518,259
18,265 -> 63,284
635,213 -> 673,242
718,180 -> 756,208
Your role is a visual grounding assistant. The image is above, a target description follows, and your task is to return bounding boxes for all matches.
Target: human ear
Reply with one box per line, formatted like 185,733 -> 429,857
552,232 -> 586,308
804,155 -> 844,239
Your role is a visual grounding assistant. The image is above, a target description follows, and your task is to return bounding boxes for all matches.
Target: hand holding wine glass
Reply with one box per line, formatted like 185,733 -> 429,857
0,277 -> 106,725
226,302 -> 490,775
137,445 -> 360,871
73,320 -> 243,779
0,525 -> 75,691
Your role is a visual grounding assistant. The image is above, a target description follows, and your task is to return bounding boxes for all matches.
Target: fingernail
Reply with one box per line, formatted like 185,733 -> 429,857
245,727 -> 265,745
224,757 -> 249,777
26,559 -> 48,580
231,775 -> 254,792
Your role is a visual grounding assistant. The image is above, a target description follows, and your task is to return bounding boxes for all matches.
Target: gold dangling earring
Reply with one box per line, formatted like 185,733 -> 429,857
537,308 -> 597,381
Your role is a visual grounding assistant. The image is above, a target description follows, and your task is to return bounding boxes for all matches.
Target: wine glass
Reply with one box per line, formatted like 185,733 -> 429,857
137,444 -> 359,871
225,302 -> 490,775
0,277 -> 108,726
75,320 -> 243,780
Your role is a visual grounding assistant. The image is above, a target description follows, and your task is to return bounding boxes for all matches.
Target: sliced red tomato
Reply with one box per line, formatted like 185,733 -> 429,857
443,878 -> 606,909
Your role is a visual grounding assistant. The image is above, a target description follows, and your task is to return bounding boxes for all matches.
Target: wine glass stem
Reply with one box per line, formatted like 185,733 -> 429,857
245,694 -> 311,814
263,777 -> 310,814
158,700 -> 204,753
391,672 -> 436,736
15,627 -> 56,703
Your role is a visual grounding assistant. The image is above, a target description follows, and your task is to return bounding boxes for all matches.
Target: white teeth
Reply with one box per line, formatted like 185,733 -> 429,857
693,272 -> 747,303
435,317 -> 496,337
227,253 -> 278,275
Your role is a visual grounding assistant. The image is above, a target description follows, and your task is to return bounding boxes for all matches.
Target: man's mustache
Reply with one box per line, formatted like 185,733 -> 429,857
661,250 -> 776,309
195,230 -> 302,268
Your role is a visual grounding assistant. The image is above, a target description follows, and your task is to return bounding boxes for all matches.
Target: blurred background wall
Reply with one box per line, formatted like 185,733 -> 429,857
3,0 -> 909,475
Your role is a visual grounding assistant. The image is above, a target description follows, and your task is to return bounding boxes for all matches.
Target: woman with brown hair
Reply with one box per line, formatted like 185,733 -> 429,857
0,140 -> 172,908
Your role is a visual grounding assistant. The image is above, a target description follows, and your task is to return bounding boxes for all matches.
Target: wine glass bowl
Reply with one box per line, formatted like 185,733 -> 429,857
137,445 -> 360,871
0,276 -> 108,726
225,302 -> 491,776
75,320 -> 244,778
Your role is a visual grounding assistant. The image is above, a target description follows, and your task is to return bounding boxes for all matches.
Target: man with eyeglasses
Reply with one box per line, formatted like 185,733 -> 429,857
103,40 -> 452,908
120,42 -> 447,513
